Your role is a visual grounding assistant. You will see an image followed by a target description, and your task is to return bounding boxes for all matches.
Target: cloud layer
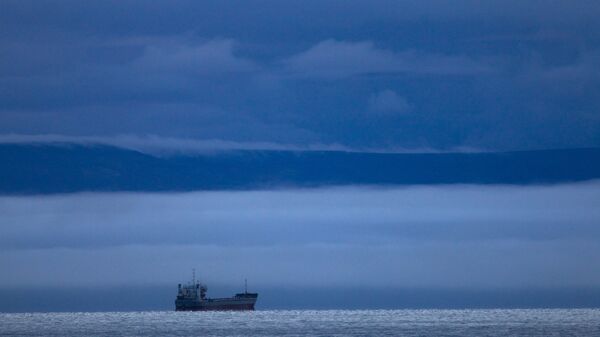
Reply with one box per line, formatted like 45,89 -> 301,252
1,183 -> 599,288
1,1 -> 600,150
284,40 -> 491,78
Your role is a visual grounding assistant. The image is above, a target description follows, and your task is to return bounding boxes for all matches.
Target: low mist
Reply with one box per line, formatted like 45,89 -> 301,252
1,183 -> 599,290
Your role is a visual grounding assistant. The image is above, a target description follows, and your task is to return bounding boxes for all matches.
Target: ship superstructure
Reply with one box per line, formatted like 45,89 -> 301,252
175,273 -> 258,311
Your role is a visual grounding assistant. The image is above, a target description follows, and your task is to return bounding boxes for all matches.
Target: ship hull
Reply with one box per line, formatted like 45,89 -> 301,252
175,296 -> 257,311
175,303 -> 255,311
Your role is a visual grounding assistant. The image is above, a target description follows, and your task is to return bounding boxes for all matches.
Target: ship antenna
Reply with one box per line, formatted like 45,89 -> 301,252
245,278 -> 247,293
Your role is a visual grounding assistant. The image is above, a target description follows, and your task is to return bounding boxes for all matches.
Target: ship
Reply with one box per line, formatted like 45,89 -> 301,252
175,273 -> 258,311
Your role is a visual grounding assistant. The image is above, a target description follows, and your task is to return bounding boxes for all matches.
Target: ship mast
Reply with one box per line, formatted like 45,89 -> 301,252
245,278 -> 247,294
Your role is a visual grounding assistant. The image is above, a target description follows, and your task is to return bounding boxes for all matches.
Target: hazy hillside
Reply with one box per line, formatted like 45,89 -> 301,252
1,144 -> 599,194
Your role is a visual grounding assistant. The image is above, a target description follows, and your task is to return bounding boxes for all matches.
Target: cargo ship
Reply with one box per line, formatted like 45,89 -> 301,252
175,273 -> 258,311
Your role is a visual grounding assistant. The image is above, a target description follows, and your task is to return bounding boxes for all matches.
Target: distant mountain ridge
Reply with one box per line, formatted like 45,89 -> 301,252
1,143 -> 599,194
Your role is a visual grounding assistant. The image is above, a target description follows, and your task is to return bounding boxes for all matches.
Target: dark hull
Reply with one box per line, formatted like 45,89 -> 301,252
175,294 -> 258,311
175,302 -> 255,311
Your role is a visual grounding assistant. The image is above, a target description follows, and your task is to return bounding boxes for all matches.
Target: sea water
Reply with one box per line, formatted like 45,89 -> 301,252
1,309 -> 599,336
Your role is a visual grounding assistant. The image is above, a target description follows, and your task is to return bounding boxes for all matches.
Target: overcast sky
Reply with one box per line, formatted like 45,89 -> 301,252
2,1 -> 600,312
1,0 -> 600,151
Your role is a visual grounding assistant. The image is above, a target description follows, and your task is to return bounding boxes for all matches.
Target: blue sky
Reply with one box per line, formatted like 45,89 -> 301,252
1,0 -> 600,150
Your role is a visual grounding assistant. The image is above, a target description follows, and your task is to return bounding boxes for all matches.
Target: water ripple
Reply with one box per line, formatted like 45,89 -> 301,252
1,309 -> 599,336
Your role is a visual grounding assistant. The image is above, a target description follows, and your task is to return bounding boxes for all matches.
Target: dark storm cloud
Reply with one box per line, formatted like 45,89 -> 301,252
1,0 -> 600,150
1,183 -> 599,287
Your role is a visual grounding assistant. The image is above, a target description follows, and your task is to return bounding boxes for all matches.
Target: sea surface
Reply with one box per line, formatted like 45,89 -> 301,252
1,309 -> 599,336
